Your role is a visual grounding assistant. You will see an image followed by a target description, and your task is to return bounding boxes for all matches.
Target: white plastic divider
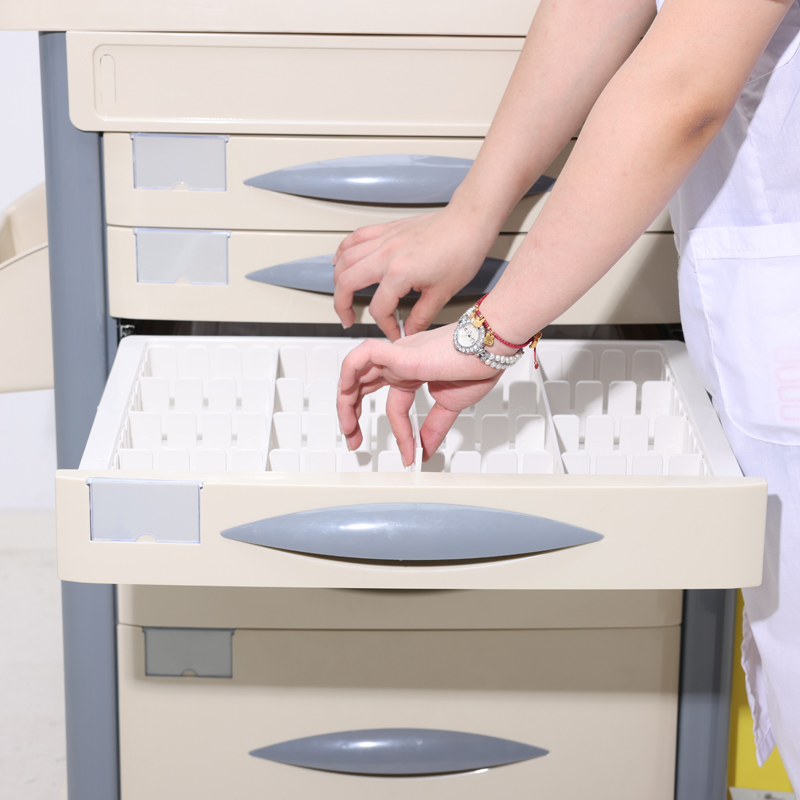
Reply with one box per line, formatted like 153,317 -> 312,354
117,338 -> 279,473
536,342 -> 710,477
112,338 -> 714,479
598,349 -> 626,386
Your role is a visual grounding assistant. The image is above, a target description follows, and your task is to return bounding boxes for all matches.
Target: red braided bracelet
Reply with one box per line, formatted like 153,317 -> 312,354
474,294 -> 543,368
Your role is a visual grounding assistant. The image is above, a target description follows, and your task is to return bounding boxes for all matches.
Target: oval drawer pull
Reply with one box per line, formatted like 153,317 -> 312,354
244,154 -> 555,205
221,503 -> 602,562
245,254 -> 509,297
250,728 -> 548,776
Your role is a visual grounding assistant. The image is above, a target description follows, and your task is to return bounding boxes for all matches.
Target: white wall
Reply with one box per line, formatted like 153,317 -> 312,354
0,32 -> 56,510
0,31 -> 45,209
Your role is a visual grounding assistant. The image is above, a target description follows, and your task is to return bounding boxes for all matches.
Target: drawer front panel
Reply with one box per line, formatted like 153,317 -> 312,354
7,0 -> 540,36
68,32 -> 523,136
104,134 -> 674,233
117,585 -> 684,630
118,625 -> 680,799
58,469 -> 765,589
107,228 -> 680,324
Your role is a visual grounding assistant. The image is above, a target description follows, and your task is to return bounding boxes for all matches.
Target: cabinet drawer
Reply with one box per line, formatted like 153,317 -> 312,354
107,228 -> 680,324
68,32 -> 523,136
104,133 -> 673,234
118,624 -> 680,799
56,335 -> 765,589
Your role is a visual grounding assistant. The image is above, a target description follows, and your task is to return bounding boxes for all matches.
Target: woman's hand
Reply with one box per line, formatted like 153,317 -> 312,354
337,324 -> 510,466
332,208 -> 496,341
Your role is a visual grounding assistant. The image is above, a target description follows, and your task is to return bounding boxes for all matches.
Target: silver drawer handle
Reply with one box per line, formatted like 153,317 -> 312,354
221,503 -> 602,563
244,154 -> 555,205
246,254 -> 509,296
250,728 -> 548,776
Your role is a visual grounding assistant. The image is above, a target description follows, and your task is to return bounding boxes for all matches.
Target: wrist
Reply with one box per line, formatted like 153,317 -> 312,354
484,339 -> 519,357
478,291 -> 541,348
446,188 -> 505,247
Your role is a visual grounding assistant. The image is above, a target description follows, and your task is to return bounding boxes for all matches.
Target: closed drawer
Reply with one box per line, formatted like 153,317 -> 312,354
56,334 -> 765,589
104,133 -> 673,233
118,624 -> 680,799
107,227 -> 680,325
68,32 -> 523,136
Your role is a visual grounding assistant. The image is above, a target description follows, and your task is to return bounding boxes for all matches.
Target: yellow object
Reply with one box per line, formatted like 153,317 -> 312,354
728,591 -> 794,793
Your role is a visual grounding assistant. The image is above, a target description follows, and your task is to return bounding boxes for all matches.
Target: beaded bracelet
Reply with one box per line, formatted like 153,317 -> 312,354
472,294 -> 543,369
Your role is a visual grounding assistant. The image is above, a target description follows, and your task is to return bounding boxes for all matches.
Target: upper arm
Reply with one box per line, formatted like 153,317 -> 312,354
638,0 -> 794,113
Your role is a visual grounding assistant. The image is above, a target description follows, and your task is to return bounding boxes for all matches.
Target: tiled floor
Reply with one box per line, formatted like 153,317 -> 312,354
0,511 -> 66,799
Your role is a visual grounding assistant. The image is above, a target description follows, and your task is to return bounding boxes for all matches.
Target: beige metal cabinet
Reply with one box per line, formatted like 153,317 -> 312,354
30,18 -> 755,800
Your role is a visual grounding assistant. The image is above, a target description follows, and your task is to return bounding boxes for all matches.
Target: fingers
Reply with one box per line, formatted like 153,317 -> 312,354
368,280 -> 406,341
333,219 -> 405,264
332,226 -> 383,265
404,290 -> 447,337
333,256 -> 384,330
419,402 -> 460,461
339,339 -> 396,396
333,237 -> 381,279
341,378 -> 385,452
385,385 -> 417,467
338,341 -> 396,442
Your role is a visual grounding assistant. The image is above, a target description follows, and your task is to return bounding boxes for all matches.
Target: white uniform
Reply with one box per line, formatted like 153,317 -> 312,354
657,0 -> 800,786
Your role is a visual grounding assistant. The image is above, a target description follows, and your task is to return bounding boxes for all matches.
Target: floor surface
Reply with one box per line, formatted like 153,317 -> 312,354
0,511 -> 65,799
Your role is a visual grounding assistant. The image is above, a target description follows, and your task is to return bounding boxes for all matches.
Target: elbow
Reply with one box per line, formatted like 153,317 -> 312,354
663,73 -> 735,145
682,104 -> 729,142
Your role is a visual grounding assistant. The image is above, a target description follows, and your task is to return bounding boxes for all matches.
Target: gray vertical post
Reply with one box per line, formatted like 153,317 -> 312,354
40,32 -> 120,800
675,588 -> 737,800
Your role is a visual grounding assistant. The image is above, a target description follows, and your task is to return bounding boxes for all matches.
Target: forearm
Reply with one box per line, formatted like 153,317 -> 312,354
480,0 -> 792,344
449,0 -> 656,237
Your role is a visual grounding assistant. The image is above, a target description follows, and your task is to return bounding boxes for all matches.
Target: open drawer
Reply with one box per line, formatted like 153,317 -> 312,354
103,133 -> 673,234
56,335 -> 766,589
106,228 -> 680,325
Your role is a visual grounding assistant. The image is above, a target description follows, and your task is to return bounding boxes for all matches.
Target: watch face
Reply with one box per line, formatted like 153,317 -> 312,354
456,324 -> 481,348
453,314 -> 485,354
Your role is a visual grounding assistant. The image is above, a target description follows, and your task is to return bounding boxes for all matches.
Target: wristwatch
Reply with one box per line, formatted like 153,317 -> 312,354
453,308 -> 524,370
